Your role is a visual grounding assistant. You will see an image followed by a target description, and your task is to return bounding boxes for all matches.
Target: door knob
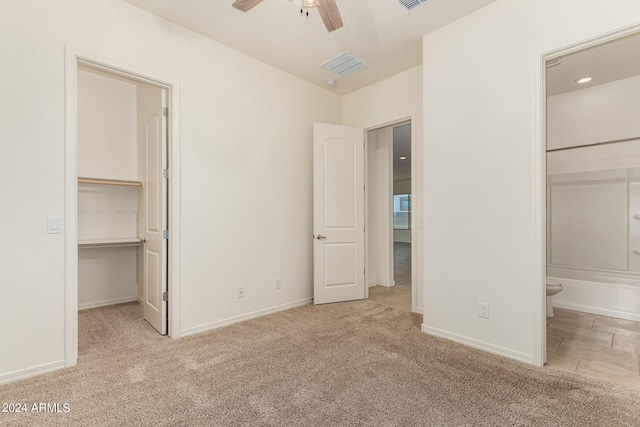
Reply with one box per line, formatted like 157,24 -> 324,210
316,234 -> 327,240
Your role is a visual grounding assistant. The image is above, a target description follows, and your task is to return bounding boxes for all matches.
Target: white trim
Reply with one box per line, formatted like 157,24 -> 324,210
531,46 -> 546,368
0,361 -> 66,386
377,283 -> 395,288
536,21 -> 640,369
553,302 -> 640,322
180,298 -> 312,337
64,47 -> 182,371
78,296 -> 139,311
386,127 -> 395,290
64,46 -> 79,368
409,110 -> 421,314
421,325 -> 533,365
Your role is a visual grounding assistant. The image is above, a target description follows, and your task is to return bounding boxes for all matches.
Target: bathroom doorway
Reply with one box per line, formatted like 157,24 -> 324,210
543,31 -> 640,387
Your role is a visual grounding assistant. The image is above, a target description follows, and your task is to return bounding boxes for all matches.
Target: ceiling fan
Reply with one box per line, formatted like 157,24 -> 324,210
232,0 -> 343,32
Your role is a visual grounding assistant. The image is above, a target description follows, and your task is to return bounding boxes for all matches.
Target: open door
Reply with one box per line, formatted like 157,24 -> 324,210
313,123 -> 365,304
139,85 -> 168,334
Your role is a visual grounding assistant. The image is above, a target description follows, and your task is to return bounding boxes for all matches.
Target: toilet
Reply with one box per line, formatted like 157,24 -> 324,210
546,280 -> 563,317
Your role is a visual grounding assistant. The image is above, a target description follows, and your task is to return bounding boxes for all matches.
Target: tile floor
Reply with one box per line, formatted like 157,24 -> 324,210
368,243 -> 640,390
546,307 -> 640,389
369,242 -> 412,311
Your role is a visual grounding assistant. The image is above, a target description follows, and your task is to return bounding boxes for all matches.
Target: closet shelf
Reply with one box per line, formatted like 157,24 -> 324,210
78,238 -> 143,249
78,177 -> 143,188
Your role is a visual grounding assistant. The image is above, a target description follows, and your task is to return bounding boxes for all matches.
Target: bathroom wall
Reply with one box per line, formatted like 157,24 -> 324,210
547,76 -> 640,321
547,75 -> 640,150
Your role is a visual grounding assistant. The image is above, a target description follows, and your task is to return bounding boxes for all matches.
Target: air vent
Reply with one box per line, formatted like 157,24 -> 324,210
398,0 -> 432,12
321,51 -> 368,78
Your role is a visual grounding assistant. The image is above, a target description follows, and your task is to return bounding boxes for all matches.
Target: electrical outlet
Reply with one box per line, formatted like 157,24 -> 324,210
237,287 -> 244,298
478,302 -> 489,319
275,278 -> 281,290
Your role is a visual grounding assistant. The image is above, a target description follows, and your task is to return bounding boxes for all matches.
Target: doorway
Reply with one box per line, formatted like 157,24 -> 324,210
542,29 -> 640,387
64,48 -> 181,368
367,122 -> 413,311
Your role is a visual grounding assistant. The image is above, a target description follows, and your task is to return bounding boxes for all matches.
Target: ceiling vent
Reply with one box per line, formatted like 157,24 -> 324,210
398,0 -> 433,12
321,51 -> 368,78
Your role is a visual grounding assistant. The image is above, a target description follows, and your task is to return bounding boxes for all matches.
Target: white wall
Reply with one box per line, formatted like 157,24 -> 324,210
77,70 -> 138,180
548,75 -> 640,150
422,0 -> 640,365
343,66 -> 423,312
394,179 -> 411,194
0,0 -> 341,383
394,230 -> 411,243
367,127 -> 393,288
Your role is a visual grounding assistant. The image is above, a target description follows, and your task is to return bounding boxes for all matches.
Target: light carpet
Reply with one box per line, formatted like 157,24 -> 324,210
1,300 -> 639,426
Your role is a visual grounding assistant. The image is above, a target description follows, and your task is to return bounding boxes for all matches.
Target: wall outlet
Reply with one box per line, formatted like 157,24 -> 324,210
274,278 -> 281,290
237,287 -> 245,298
478,302 -> 489,319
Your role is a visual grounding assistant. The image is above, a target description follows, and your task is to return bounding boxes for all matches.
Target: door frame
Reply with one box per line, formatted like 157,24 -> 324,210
64,46 -> 182,367
535,23 -> 640,366
364,114 -> 421,313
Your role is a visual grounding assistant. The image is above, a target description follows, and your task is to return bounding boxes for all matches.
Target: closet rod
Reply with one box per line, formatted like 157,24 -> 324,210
79,242 -> 143,249
78,177 -> 143,187
546,137 -> 640,153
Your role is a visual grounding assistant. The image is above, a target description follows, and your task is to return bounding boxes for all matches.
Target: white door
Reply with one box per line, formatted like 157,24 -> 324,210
313,123 -> 365,304
139,85 -> 168,334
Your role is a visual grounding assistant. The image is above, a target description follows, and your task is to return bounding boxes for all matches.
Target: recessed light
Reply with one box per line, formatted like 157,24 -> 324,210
575,77 -> 593,84
400,156 -> 407,160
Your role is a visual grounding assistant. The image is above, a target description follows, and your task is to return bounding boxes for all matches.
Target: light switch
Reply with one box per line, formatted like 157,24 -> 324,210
48,216 -> 62,234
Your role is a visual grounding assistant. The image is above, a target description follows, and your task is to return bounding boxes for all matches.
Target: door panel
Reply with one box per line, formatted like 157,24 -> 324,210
313,123 -> 365,304
138,84 -> 168,334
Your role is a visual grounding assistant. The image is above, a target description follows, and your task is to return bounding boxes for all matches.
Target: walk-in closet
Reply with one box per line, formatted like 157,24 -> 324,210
77,64 -> 168,335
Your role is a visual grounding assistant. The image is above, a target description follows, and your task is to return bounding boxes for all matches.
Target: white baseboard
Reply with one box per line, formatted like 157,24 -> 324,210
368,282 -> 394,288
0,360 -> 66,385
78,296 -> 138,310
553,301 -> 640,322
421,324 -> 533,365
180,298 -> 312,337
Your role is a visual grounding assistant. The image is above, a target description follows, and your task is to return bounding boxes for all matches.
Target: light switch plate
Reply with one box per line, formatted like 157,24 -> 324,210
48,216 -> 62,234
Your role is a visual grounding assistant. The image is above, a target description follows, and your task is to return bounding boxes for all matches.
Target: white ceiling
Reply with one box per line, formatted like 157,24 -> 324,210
124,0 -> 497,95
547,32 -> 640,96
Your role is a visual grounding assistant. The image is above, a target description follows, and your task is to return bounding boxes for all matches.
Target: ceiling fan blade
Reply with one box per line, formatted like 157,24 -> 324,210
317,0 -> 343,32
232,0 -> 263,12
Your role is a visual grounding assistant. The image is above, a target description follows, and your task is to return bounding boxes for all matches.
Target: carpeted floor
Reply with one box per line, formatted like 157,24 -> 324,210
1,300 -> 640,426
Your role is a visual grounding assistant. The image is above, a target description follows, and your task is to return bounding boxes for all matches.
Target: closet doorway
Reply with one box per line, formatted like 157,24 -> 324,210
65,50 -> 180,367
77,64 -> 168,334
